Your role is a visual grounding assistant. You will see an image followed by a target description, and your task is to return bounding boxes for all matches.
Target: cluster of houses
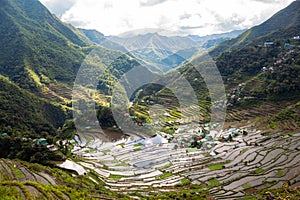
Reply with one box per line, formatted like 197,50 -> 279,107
227,83 -> 255,106
260,35 -> 300,49
1,132 -> 58,151
262,46 -> 299,73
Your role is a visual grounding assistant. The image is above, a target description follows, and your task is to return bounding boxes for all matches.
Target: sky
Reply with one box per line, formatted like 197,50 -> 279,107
39,0 -> 295,36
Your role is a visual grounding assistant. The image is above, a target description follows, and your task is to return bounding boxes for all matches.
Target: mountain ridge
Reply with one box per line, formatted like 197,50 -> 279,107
210,0 -> 300,56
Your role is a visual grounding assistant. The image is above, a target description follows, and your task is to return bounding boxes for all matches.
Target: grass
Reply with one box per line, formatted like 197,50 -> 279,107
0,159 -> 128,199
156,173 -> 172,180
208,164 -> 224,170
116,162 -> 129,167
158,163 -> 173,170
242,183 -> 251,189
241,148 -> 249,153
254,168 -> 264,174
117,142 -> 125,148
254,117 -> 261,122
255,186 -> 300,199
103,165 -> 109,170
207,178 -> 220,188
134,143 -> 143,147
242,196 -> 258,200
84,149 -> 96,153
9,164 -> 25,179
277,170 -> 283,177
177,178 -> 191,186
102,149 -> 111,154
109,174 -> 125,179
133,148 -> 142,152
0,184 -> 24,199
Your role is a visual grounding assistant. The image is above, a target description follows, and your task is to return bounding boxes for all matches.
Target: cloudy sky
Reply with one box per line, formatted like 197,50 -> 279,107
39,0 -> 295,36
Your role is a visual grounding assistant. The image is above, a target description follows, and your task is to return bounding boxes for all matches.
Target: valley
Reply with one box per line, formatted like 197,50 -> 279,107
0,0 -> 299,199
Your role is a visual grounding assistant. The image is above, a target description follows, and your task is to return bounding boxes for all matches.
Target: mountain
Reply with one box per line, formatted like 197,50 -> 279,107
0,0 -> 94,135
130,0 -> 300,132
106,32 -> 200,72
161,47 -> 200,68
0,0 -> 90,92
109,33 -> 197,54
0,75 -> 66,135
210,0 -> 300,56
81,29 -> 245,73
79,28 -> 129,52
0,0 -> 155,138
188,29 -> 246,44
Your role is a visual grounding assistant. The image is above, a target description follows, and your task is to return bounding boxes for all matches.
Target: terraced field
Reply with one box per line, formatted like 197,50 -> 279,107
71,127 -> 300,199
0,159 -> 122,199
226,102 -> 287,122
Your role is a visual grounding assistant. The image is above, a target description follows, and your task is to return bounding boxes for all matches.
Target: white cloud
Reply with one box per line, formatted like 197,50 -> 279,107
40,0 -> 76,17
39,0 -> 295,36
140,0 -> 169,7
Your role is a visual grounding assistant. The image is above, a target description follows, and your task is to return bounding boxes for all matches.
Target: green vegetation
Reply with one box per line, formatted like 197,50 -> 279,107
134,143 -> 143,147
133,148 -> 142,152
0,132 -> 65,163
177,178 -> 191,187
109,174 -> 126,179
277,170 -> 283,177
158,163 -> 173,170
207,178 -> 220,188
143,188 -> 209,200
254,168 -> 264,174
208,164 -> 224,170
102,149 -> 111,154
242,183 -> 252,189
0,0 -> 89,89
0,0 -> 299,199
156,173 -> 172,180
254,185 -> 300,199
117,142 -> 125,148
241,148 -> 249,154
0,159 -> 131,199
0,76 -> 67,135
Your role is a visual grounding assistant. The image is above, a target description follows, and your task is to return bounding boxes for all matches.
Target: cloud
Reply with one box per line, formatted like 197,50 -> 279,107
250,0 -> 283,3
139,0 -> 168,7
40,0 -> 295,36
180,25 -> 205,30
179,13 -> 192,20
40,0 -> 76,17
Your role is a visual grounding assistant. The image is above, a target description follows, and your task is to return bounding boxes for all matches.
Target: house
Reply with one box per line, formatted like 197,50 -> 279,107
284,43 -> 295,49
33,138 -> 48,146
1,133 -> 8,137
47,144 -> 58,152
264,42 -> 274,48
293,36 -> 300,40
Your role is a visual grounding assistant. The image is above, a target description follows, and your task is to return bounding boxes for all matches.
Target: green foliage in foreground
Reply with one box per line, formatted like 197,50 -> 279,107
141,188 -> 210,200
249,185 -> 300,200
0,159 -> 131,199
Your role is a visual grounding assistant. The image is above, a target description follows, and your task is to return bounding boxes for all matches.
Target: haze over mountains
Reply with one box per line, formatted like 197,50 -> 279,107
81,29 -> 245,72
